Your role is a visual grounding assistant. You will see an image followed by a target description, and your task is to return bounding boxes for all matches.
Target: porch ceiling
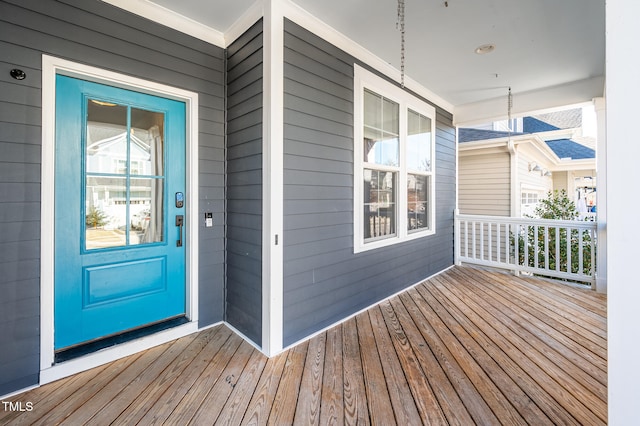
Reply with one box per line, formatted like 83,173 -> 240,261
143,0 -> 605,124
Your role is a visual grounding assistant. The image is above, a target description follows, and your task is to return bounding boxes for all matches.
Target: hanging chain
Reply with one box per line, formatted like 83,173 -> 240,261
397,0 -> 405,88
507,86 -> 513,131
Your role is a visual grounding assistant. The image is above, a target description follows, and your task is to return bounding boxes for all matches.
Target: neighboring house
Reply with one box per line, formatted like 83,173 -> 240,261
458,109 -> 596,217
0,1 -> 455,396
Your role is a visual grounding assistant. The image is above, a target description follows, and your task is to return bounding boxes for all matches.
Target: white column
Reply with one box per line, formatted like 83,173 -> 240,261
593,97 -> 606,293
261,0 -> 284,356
607,0 -> 640,422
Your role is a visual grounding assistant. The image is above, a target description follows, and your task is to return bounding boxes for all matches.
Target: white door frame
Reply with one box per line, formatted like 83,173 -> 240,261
40,55 -> 200,384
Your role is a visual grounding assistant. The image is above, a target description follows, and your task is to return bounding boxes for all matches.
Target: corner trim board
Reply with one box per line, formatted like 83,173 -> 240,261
261,0 -> 285,356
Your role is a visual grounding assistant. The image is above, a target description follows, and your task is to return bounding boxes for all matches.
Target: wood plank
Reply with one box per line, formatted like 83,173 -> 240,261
491,271 -> 607,335
428,276 -> 606,425
116,326 -> 232,425
515,273 -> 607,316
216,349 -> 268,425
241,352 -> 288,425
466,268 -> 607,362
293,332 -> 326,425
90,329 -> 208,424
163,333 -> 243,425
0,362 -> 111,426
53,341 -> 177,424
320,326 -> 344,426
475,268 -> 607,328
457,269 -> 607,383
388,293 -> 474,426
355,311 -> 396,425
421,278 -> 581,425
2,266 -> 608,426
367,306 -> 423,425
378,299 -> 449,425
187,340 -> 256,425
440,272 -> 607,405
340,317 -> 370,426
501,270 -> 607,333
268,340 -> 309,425
401,287 -> 513,425
464,268 -> 607,356
398,289 -> 551,425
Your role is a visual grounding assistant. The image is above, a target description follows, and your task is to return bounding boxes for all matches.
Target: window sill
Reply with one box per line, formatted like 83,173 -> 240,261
354,228 -> 436,253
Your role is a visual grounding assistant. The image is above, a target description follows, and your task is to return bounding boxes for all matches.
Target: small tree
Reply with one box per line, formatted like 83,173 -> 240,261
533,189 -> 578,221
513,190 -> 594,282
86,205 -> 108,229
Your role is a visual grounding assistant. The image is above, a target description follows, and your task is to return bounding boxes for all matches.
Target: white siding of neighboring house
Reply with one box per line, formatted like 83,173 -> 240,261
553,171 -> 569,192
459,151 -> 511,216
516,143 -> 554,217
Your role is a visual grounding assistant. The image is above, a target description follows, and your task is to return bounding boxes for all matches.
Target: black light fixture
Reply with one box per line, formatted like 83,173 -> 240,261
10,69 -> 26,80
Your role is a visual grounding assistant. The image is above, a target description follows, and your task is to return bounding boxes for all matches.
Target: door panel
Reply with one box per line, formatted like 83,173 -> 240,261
54,75 -> 187,350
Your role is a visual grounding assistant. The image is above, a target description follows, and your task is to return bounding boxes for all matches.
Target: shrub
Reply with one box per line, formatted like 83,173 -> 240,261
512,190 -> 594,281
86,205 -> 108,229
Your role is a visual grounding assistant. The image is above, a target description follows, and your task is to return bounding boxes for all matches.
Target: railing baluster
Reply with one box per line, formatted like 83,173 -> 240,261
513,224 -> 520,266
534,224 -> 539,269
523,224 -> 529,268
555,226 -> 560,272
590,228 -> 596,288
578,227 -> 584,275
566,226 -> 572,274
464,220 -> 469,259
488,222 -> 492,262
497,223 -> 501,263
480,222 -> 485,260
544,226 -> 549,270
472,221 -> 477,260
505,223 -> 510,265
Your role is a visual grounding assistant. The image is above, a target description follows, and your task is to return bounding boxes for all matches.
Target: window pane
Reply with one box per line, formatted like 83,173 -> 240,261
129,178 -> 164,245
364,169 -> 396,239
407,109 -> 432,172
383,97 -> 399,134
407,174 -> 429,231
86,100 -> 128,174
364,89 -> 382,129
363,133 -> 399,166
131,108 -> 164,176
85,176 -> 127,249
364,89 -> 399,166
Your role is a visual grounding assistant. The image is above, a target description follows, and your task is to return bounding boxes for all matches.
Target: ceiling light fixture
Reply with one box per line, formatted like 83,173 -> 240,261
475,44 -> 496,55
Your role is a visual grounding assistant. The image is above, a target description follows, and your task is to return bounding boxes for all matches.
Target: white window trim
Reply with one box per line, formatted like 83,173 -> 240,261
40,55 -> 200,383
354,65 -> 436,253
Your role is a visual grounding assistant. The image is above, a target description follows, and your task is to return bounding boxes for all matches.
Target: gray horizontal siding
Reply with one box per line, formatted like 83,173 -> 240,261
282,19 -> 456,346
0,0 -> 225,396
225,20 -> 263,346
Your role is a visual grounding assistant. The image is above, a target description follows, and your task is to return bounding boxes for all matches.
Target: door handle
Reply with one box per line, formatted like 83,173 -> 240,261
175,215 -> 184,247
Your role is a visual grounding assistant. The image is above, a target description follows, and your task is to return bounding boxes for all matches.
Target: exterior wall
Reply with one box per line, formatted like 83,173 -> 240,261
225,20 -> 263,345
458,151 -> 511,216
0,0 -> 225,395
516,144 -> 554,216
552,171 -> 569,193
282,20 -> 456,346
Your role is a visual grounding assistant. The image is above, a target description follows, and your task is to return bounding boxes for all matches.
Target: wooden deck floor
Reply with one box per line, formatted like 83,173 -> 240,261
1,266 -> 607,425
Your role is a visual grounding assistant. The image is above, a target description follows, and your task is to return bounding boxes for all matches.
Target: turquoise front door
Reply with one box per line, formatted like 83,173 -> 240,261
54,75 -> 187,351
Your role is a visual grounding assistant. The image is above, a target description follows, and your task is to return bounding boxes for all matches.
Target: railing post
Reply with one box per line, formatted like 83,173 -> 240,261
454,209 -> 461,266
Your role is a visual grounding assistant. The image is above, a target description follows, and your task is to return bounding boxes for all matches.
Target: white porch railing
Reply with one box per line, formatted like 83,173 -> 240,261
455,213 -> 597,287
